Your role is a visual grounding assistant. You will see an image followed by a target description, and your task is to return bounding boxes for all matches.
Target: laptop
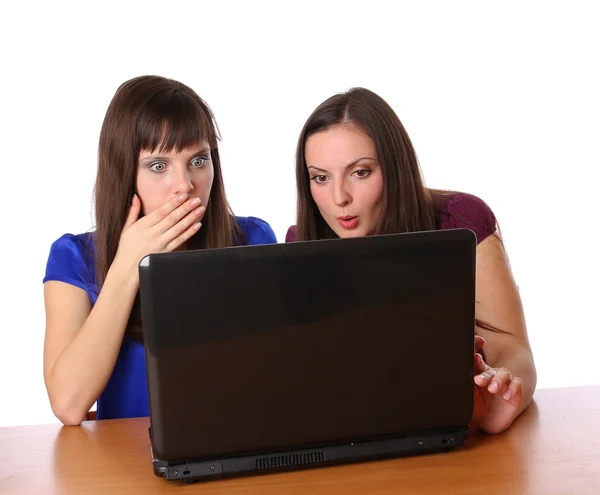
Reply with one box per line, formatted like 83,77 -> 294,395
138,228 -> 476,483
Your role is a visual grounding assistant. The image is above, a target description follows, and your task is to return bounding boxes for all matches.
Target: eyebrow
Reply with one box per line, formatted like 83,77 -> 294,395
307,157 -> 376,173
139,148 -> 210,164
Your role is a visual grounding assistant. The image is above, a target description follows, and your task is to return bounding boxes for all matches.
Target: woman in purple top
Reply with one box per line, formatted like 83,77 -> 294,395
286,88 -> 536,435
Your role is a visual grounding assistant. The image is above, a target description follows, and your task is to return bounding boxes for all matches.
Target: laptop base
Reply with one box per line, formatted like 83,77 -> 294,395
153,427 -> 469,483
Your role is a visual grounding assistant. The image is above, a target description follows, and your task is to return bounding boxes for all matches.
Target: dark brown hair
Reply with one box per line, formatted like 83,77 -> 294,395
294,87 -> 502,333
94,75 -> 242,341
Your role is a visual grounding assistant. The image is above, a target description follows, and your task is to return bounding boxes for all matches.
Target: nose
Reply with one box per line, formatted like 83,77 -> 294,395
173,166 -> 194,196
332,179 -> 352,207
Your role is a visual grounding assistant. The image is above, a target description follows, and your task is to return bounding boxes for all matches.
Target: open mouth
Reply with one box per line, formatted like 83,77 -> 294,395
337,216 -> 359,229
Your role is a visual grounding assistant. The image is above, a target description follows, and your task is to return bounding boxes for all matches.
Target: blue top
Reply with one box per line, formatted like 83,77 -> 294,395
43,216 -> 278,420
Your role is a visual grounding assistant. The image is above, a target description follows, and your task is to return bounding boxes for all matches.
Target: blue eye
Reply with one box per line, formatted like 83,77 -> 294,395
150,162 -> 166,173
191,156 -> 208,168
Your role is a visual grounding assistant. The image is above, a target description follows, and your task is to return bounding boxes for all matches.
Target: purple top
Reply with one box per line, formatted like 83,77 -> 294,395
285,192 -> 497,245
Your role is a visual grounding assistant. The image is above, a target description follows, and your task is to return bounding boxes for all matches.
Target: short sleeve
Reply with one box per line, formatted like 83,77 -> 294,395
439,193 -> 497,244
285,225 -> 297,243
43,234 -> 95,291
238,217 -> 278,245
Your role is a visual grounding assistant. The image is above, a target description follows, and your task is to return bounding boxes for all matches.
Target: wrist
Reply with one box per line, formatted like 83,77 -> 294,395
106,254 -> 140,293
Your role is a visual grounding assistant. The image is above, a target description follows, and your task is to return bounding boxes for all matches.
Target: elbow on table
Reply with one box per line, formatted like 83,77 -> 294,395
49,394 -> 88,426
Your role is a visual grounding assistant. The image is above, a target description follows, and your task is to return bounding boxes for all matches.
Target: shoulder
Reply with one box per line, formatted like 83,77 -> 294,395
235,216 -> 278,245
285,225 -> 297,243
434,191 -> 497,244
50,232 -> 93,251
46,233 -> 95,265
44,232 -> 96,288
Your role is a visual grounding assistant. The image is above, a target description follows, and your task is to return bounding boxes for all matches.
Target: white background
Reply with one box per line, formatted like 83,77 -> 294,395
0,1 -> 598,427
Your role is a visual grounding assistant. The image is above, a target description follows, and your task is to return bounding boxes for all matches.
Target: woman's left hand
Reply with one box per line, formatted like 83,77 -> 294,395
472,336 -> 524,434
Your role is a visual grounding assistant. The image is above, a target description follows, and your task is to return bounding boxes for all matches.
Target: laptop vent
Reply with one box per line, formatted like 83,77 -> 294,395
256,451 -> 326,470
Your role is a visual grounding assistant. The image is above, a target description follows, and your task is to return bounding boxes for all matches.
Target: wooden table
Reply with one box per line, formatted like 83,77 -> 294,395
1,386 -> 599,494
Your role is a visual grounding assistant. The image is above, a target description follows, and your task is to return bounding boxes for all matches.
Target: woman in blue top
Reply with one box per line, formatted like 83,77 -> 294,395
43,75 -> 277,425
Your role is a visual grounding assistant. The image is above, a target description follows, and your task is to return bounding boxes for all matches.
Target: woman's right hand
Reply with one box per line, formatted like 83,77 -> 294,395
42,192 -> 203,426
114,193 -> 205,275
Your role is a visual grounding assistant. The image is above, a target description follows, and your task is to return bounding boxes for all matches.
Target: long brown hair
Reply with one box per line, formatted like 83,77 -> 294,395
94,75 -> 242,341
294,87 -> 503,333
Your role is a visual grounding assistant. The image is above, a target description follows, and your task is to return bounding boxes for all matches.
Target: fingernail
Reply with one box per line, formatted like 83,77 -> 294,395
503,390 -> 513,400
191,197 -> 201,207
195,206 -> 205,215
195,222 -> 202,229
178,193 -> 188,202
490,382 -> 499,392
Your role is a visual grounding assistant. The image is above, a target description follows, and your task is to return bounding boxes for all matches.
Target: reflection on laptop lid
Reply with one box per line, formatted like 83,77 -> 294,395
139,229 -> 476,483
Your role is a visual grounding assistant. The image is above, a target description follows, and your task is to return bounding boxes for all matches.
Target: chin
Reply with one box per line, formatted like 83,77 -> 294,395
334,229 -> 367,239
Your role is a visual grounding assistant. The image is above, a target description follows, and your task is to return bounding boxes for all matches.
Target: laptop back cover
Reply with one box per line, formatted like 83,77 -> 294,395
139,229 -> 476,463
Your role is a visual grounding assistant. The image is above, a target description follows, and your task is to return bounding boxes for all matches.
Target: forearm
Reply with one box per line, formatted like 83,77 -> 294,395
47,261 -> 139,425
